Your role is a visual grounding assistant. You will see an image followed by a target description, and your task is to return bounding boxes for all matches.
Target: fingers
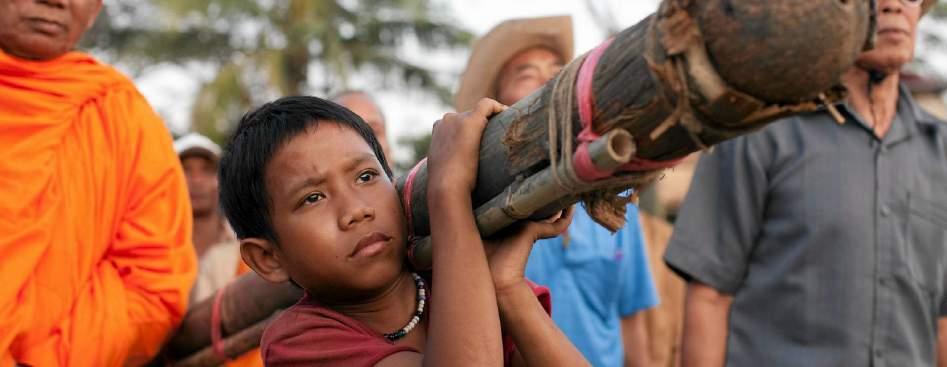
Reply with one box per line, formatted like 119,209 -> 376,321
559,205 -> 575,223
529,206 -> 575,240
472,98 -> 508,120
539,205 -> 574,224
547,208 -> 574,236
540,211 -> 563,224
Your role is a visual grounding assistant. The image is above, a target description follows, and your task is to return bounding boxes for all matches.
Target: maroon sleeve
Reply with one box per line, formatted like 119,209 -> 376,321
501,280 -> 553,366
262,303 -> 418,367
526,279 -> 552,315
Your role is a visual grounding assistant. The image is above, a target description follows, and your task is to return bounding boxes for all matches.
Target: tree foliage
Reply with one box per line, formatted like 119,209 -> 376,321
81,0 -> 471,142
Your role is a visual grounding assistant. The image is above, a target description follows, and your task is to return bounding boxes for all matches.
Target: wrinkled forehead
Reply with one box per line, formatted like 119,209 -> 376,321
267,124 -> 376,185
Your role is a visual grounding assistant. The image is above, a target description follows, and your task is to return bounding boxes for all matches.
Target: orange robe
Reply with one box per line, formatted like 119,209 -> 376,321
0,50 -> 197,366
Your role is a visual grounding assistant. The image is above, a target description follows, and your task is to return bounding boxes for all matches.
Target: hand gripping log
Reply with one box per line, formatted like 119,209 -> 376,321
156,1 -> 874,364
400,0 -> 874,270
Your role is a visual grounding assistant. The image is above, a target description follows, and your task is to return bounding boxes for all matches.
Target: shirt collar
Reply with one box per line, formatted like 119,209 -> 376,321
897,83 -> 944,130
832,83 -> 942,145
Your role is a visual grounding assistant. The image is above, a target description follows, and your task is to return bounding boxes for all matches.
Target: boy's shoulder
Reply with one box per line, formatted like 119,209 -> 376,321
261,295 -> 417,366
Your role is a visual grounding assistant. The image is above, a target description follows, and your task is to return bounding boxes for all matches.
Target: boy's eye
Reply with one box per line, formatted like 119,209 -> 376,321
303,192 -> 325,205
357,170 -> 379,183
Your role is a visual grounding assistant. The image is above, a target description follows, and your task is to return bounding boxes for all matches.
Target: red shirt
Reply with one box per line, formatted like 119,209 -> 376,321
261,281 -> 551,367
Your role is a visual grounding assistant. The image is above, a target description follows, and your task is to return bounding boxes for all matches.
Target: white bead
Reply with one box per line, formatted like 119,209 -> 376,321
385,273 -> 428,340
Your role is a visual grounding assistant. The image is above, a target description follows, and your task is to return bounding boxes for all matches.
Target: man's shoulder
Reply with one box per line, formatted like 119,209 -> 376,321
59,51 -> 142,95
914,108 -> 947,140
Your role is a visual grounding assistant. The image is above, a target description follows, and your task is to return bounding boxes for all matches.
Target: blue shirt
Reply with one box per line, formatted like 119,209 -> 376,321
526,203 -> 658,367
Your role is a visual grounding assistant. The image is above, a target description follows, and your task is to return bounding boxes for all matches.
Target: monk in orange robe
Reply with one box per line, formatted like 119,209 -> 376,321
0,1 -> 197,365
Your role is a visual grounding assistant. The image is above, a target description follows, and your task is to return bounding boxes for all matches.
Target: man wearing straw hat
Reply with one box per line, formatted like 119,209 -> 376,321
456,15 -> 659,367
665,1 -> 947,366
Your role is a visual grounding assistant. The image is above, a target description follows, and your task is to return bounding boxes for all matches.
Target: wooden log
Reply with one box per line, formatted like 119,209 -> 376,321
398,0 -> 871,244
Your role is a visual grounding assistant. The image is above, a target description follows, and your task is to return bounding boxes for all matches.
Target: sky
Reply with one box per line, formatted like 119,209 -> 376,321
126,0 -> 658,163
123,0 -> 947,164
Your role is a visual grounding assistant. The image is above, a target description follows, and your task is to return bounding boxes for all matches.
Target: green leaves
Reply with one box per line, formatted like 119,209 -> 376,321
81,0 -> 471,144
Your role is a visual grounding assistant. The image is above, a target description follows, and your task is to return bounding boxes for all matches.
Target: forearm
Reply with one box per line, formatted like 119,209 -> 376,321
680,281 -> 732,367
497,282 -> 589,367
621,313 -> 651,367
425,187 -> 503,366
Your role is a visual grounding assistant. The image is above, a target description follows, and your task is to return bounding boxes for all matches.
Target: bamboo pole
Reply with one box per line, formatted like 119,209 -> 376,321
409,129 -> 638,269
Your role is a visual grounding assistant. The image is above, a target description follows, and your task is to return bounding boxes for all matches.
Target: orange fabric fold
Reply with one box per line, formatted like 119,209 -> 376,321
0,50 -> 197,366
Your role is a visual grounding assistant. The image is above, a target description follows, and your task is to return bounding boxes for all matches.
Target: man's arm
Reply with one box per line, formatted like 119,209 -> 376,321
617,206 -> 658,367
665,138 -> 773,367
680,281 -> 733,367
621,313 -> 651,367
937,317 -> 947,367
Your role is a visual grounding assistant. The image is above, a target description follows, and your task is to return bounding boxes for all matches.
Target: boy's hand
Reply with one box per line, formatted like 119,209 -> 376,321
485,206 -> 574,292
427,98 -> 507,198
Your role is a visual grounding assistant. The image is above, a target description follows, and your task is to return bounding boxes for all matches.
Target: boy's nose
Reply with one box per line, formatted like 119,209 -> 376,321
339,205 -> 375,230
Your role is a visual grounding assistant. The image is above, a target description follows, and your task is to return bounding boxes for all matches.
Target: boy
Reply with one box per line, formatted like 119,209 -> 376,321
218,95 -> 589,366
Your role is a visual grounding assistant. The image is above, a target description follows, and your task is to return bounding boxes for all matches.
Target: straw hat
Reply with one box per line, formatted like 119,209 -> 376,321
454,16 -> 574,111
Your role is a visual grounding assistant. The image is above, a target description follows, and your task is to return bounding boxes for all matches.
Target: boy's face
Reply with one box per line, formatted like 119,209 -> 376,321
250,123 -> 407,301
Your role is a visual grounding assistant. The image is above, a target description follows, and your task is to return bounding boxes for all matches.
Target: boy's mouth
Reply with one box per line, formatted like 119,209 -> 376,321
350,232 -> 393,258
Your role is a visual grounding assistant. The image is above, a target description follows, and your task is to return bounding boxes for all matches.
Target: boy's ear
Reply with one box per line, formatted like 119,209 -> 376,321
241,238 -> 291,284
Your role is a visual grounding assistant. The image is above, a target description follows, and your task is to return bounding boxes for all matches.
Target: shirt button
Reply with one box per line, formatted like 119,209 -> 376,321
881,205 -> 890,217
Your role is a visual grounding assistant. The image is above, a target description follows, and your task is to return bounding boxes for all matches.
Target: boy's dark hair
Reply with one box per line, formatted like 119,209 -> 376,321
219,95 -> 393,242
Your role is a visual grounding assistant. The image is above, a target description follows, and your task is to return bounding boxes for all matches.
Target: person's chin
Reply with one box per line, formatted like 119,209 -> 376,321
6,34 -> 70,60
856,52 -> 911,73
349,259 -> 405,294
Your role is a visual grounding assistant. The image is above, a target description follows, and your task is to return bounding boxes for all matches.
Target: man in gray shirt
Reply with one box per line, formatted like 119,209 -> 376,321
665,0 -> 947,366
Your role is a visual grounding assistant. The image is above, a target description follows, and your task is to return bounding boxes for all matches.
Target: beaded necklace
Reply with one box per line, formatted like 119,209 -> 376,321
383,273 -> 427,341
